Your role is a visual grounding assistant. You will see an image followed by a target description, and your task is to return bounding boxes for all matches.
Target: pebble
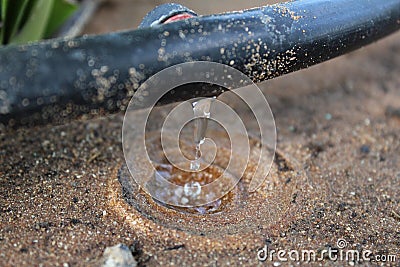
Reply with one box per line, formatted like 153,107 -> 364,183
288,125 -> 296,132
360,145 -> 370,154
101,244 -> 137,267
385,106 -> 400,118
325,113 -> 332,120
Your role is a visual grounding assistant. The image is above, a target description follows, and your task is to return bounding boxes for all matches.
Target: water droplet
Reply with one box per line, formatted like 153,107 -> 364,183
190,98 -> 214,171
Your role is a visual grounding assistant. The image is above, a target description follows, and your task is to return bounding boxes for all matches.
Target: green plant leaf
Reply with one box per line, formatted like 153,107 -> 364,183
1,0 -> 7,21
0,0 -> 9,44
9,0 -> 30,40
45,0 -> 78,38
1,0 -> 34,44
10,0 -> 54,44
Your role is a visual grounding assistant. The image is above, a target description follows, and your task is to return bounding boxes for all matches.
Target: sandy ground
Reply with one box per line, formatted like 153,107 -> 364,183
0,1 -> 399,266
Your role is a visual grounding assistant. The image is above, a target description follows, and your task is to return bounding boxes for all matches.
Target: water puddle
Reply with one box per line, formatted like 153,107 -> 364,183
117,137 -> 307,236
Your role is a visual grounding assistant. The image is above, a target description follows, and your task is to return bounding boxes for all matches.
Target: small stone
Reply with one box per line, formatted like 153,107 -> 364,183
288,125 -> 296,132
385,106 -> 400,118
325,113 -> 332,120
360,145 -> 370,154
41,140 -> 50,147
101,244 -> 137,267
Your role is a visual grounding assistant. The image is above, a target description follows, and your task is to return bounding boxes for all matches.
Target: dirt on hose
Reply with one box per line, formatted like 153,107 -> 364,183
0,1 -> 399,266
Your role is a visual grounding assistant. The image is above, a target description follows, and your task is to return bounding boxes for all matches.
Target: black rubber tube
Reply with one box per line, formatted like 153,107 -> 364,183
0,0 -> 399,128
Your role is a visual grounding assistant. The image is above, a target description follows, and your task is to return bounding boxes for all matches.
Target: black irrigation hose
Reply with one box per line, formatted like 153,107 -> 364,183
0,0 -> 399,128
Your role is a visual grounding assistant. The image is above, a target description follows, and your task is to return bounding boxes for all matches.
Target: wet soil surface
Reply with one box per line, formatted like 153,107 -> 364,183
1,1 -> 400,266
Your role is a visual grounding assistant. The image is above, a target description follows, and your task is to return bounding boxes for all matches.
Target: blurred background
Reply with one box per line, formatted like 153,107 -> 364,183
83,0 -> 281,34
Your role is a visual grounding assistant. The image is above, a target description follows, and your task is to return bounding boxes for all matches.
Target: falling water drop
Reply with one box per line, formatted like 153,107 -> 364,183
190,97 -> 215,171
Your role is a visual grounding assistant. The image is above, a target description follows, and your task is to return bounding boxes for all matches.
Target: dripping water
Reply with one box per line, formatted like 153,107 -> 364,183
190,97 -> 214,171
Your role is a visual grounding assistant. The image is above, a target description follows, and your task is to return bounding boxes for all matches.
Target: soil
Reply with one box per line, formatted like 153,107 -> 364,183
0,1 -> 399,266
